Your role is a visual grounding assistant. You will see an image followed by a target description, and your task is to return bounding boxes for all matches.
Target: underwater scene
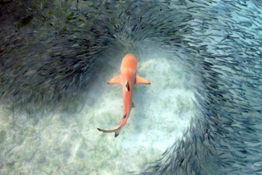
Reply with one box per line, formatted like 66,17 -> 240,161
0,0 -> 261,175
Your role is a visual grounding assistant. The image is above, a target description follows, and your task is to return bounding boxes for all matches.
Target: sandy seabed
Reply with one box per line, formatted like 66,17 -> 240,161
0,42 -> 198,175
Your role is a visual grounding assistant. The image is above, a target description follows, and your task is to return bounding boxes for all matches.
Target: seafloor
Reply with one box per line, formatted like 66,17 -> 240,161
0,0 -> 261,175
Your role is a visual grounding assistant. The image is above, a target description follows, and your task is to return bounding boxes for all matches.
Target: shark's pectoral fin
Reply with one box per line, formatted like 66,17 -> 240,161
135,75 -> 151,84
108,75 -> 121,84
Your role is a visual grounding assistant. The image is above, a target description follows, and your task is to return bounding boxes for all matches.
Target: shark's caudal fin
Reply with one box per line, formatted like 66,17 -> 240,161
97,128 -> 121,137
97,114 -> 128,137
136,75 -> 151,84
108,75 -> 121,84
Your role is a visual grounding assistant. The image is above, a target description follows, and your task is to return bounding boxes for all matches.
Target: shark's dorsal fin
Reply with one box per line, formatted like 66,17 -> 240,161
125,81 -> 130,91
108,75 -> 121,84
135,75 -> 151,84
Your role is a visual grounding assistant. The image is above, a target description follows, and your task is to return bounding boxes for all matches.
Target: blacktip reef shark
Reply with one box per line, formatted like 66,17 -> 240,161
97,54 -> 150,137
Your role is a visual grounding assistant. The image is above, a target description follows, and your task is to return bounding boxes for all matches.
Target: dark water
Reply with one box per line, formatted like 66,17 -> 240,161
0,0 -> 261,175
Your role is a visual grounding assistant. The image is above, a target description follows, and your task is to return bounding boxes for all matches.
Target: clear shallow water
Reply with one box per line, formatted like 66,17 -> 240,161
0,41 -> 198,174
1,0 -> 262,175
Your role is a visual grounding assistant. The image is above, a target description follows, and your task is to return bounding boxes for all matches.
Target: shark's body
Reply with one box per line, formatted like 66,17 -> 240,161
97,54 -> 150,137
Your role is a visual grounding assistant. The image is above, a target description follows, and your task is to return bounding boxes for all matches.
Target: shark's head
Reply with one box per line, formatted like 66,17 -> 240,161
121,54 -> 137,73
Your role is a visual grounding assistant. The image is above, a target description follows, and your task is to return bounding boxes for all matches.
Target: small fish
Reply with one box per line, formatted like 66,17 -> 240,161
97,54 -> 150,137
16,15 -> 34,31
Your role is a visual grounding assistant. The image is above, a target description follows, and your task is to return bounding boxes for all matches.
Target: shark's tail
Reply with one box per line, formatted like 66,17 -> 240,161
97,127 -> 121,137
97,114 -> 128,137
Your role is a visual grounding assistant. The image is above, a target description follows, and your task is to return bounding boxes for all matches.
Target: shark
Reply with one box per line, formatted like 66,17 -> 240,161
97,54 -> 150,137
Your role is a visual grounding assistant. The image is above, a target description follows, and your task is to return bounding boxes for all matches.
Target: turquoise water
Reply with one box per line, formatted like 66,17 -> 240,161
0,42 -> 197,174
0,0 -> 262,175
